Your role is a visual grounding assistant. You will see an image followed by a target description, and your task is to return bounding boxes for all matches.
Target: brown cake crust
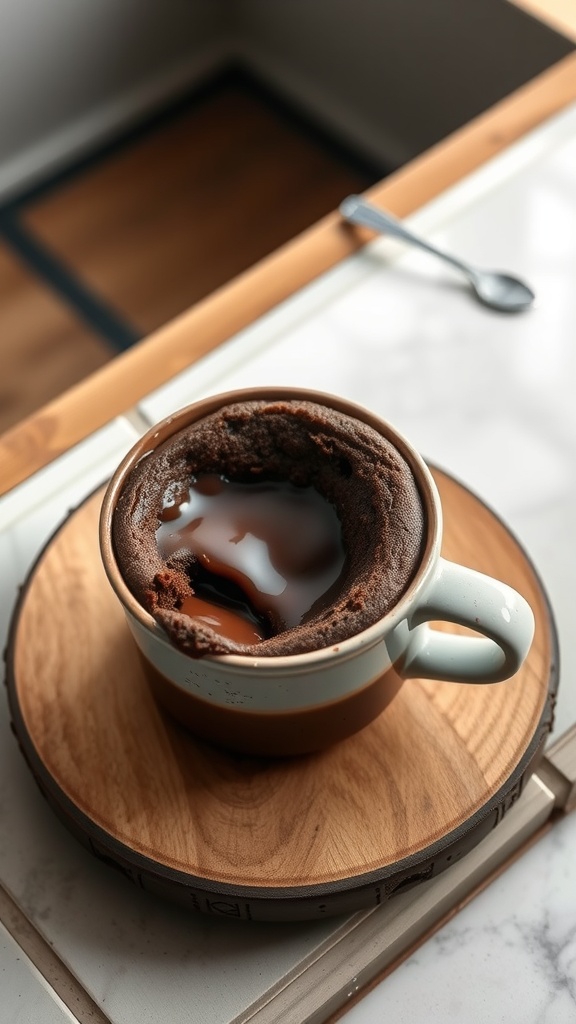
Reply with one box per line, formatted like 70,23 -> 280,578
112,399 -> 425,656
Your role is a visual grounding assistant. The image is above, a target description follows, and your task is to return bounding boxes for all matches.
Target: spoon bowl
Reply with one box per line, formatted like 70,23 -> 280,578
340,195 -> 535,314
468,269 -> 535,313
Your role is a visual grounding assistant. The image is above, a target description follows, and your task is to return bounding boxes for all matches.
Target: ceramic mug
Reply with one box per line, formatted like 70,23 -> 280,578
99,388 -> 535,756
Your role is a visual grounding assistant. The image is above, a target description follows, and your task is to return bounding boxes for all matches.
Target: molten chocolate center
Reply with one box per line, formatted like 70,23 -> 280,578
156,474 -> 345,644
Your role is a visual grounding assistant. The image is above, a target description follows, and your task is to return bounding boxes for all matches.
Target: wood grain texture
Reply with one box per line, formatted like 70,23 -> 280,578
0,244 -> 112,435
512,0 -> 576,41
2,51 -> 576,495
8,469 -> 555,910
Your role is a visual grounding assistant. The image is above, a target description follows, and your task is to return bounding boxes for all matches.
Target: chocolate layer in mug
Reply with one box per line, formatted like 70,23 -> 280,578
112,399 -> 425,657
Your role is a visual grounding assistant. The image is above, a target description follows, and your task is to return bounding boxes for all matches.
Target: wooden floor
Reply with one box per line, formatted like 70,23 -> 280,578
0,76 -> 374,436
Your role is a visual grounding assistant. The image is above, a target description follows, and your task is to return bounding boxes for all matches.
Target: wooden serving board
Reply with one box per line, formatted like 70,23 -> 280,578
5,469 -> 557,922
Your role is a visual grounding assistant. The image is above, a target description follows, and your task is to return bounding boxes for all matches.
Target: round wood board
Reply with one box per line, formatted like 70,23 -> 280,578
6,469 -> 557,922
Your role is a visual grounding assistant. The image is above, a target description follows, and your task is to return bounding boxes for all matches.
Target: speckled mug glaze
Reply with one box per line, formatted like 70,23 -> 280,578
99,388 -> 535,755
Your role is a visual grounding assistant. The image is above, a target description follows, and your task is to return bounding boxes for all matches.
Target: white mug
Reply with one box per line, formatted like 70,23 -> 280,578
100,388 -> 535,756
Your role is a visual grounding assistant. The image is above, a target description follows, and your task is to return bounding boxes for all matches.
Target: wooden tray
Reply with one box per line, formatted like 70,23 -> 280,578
5,468 -> 557,922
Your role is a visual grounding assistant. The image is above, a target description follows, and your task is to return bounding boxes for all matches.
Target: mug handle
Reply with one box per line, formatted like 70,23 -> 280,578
403,558 -> 535,684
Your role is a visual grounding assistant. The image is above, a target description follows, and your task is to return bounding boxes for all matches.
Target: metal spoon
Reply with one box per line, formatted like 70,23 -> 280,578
339,195 -> 535,313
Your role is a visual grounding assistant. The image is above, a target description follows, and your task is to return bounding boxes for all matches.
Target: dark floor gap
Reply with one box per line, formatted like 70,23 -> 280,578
0,212 -> 142,353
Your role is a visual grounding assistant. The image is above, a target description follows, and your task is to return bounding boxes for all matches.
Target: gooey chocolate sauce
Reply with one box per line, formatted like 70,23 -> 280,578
156,474 -> 345,645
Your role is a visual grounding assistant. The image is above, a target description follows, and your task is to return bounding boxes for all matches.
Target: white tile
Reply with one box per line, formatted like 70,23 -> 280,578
0,923 -> 77,1024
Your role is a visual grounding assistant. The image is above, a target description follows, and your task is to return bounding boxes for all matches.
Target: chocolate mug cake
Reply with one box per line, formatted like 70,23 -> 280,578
111,398 -> 425,659
100,388 -> 534,755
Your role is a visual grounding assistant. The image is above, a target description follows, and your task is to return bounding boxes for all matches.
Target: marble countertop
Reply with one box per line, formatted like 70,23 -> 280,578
1,97 -> 576,1023
344,808 -> 576,1023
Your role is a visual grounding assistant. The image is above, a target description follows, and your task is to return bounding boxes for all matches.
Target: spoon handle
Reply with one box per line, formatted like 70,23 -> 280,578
339,195 -> 472,280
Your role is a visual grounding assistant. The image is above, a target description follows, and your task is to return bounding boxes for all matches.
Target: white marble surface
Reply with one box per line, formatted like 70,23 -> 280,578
1,98 -> 576,1023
